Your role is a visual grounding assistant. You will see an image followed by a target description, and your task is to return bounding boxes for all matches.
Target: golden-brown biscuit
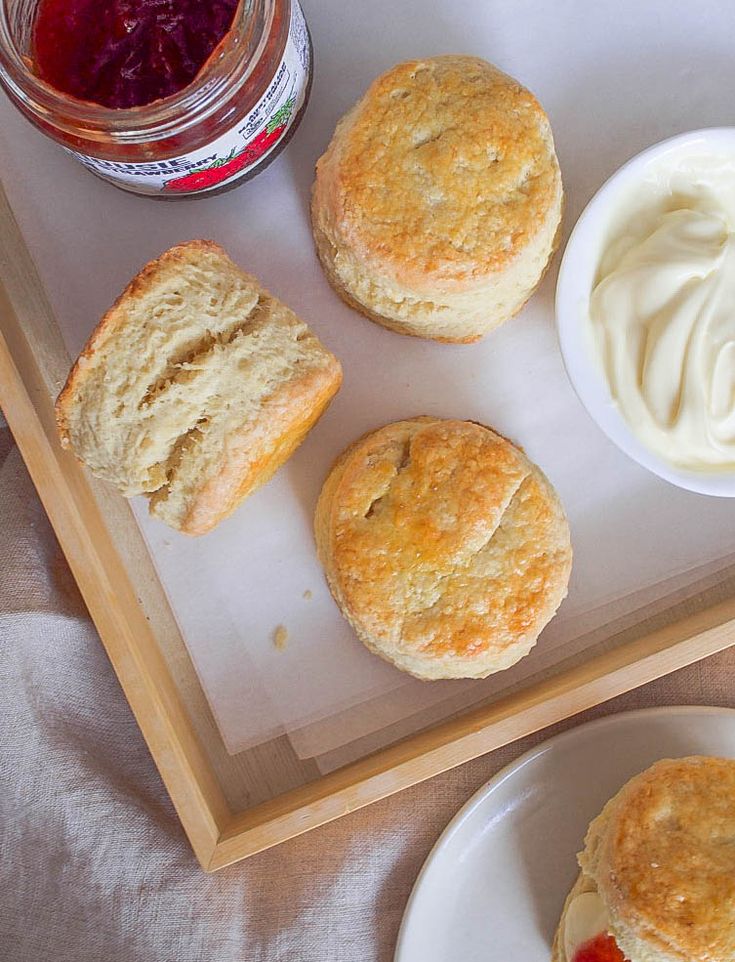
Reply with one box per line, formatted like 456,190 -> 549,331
311,56 -> 563,343
56,241 -> 342,535
314,417 -> 571,679
553,756 -> 735,962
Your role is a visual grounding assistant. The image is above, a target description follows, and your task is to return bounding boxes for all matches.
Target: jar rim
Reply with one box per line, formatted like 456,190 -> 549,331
0,0 -> 278,143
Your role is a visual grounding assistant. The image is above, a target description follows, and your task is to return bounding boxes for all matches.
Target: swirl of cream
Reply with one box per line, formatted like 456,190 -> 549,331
591,207 -> 735,471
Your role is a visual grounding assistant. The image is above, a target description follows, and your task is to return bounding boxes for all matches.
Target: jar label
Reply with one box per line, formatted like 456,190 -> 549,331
65,0 -> 310,195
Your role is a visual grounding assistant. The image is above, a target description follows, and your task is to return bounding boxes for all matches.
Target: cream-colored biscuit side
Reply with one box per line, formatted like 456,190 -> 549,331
312,193 -> 562,342
551,871 -> 602,962
578,790 -> 662,962
578,757 -> 735,962
315,418 -> 572,680
57,241 -> 342,534
311,56 -> 563,341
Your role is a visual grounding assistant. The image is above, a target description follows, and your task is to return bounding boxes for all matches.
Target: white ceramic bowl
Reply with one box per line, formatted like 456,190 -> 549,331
555,127 -> 735,497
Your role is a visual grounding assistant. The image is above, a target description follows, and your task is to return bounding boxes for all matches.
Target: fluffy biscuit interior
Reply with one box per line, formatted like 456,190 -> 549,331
57,241 -> 341,532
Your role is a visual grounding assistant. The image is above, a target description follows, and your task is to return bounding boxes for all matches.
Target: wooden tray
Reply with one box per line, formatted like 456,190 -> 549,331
2,175 -> 735,871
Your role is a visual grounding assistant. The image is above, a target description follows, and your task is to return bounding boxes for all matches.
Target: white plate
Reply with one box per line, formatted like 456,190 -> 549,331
395,706 -> 735,962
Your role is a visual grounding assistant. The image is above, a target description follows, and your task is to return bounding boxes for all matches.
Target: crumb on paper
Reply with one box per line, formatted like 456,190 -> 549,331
273,625 -> 288,650
303,589 -> 312,600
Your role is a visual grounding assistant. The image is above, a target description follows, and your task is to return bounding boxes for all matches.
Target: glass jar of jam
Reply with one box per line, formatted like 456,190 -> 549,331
0,0 -> 312,197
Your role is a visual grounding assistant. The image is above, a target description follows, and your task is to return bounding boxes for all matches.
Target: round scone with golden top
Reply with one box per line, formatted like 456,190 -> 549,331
314,417 -> 571,679
311,56 -> 563,343
552,756 -> 735,962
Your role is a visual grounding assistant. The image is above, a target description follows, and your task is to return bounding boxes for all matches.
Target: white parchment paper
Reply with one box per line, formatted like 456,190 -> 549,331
2,0 -> 734,757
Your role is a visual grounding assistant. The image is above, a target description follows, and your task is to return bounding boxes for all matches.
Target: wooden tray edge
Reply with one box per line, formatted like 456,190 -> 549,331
208,599 -> 735,869
0,188 -> 231,871
2,182 -> 733,872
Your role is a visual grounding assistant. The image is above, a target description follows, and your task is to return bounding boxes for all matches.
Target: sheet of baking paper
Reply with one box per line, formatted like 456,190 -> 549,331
301,550 -> 735,773
2,0 -> 735,757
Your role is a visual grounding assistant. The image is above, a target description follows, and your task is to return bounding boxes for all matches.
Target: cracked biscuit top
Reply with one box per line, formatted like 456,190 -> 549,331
56,241 -> 342,535
314,55 -> 561,294
579,756 -> 735,962
315,418 -> 572,679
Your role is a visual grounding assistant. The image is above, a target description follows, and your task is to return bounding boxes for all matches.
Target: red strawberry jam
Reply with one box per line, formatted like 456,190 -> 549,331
33,0 -> 239,108
572,933 -> 627,962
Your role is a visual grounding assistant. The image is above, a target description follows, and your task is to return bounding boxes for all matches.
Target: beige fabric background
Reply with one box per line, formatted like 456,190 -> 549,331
2,415 -> 734,962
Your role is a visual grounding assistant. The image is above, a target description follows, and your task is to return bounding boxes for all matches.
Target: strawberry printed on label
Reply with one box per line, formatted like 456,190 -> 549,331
163,97 -> 296,193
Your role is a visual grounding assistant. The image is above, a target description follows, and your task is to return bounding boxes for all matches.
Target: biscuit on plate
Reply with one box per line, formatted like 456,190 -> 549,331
552,756 -> 735,962
311,55 -> 563,343
56,240 -> 342,535
314,417 -> 571,679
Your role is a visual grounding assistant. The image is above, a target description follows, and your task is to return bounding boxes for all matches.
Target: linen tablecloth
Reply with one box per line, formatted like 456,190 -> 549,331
2,415 -> 734,962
